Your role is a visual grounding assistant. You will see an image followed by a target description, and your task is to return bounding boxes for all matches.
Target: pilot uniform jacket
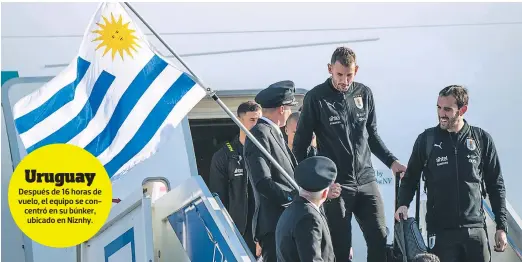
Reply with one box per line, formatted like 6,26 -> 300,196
275,196 -> 335,262
244,118 -> 297,239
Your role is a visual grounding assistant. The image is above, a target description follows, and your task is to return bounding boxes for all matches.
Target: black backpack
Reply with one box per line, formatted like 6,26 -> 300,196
223,141 -> 242,162
388,167 -> 427,261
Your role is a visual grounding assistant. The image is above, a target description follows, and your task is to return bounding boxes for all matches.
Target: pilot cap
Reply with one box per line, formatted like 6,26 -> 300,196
255,80 -> 298,108
295,156 -> 337,192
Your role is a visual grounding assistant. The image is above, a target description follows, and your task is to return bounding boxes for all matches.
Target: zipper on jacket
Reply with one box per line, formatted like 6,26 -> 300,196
241,155 -> 249,235
244,165 -> 248,234
342,91 -> 359,185
449,134 -> 461,228
352,123 -> 359,185
345,88 -> 356,183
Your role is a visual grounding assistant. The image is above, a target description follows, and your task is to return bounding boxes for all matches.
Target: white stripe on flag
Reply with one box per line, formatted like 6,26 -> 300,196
13,59 -> 77,119
111,83 -> 206,180
97,66 -> 183,165
69,53 -> 155,148
19,67 -> 96,147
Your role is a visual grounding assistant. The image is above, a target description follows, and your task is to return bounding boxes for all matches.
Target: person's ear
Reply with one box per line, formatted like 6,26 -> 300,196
322,188 -> 329,199
354,65 -> 359,75
328,63 -> 332,74
459,105 -> 468,116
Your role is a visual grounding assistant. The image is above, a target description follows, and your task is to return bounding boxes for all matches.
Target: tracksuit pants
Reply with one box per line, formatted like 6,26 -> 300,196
323,181 -> 388,262
430,227 -> 491,262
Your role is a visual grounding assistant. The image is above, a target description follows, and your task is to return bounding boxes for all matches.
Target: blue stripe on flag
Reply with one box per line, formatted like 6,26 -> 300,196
26,71 -> 116,153
84,55 -> 167,157
104,73 -> 195,177
15,57 -> 90,134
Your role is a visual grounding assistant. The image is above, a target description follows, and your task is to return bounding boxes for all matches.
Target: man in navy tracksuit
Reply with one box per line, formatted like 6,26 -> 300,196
209,101 -> 262,258
293,46 -> 407,262
396,85 -> 508,262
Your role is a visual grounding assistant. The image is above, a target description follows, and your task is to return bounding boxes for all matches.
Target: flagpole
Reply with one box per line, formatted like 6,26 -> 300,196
123,2 -> 299,191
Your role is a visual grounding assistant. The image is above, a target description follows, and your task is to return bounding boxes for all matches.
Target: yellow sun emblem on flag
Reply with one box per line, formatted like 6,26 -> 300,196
91,13 -> 140,61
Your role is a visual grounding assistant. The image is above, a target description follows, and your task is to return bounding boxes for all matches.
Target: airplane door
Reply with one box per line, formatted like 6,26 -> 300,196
1,107 -> 28,262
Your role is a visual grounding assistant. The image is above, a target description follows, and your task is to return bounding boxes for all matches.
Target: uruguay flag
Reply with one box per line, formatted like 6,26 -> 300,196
12,3 -> 206,180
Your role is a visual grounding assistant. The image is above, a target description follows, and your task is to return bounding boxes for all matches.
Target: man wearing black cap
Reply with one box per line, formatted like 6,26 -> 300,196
243,80 -> 299,262
293,46 -> 406,261
275,156 -> 337,262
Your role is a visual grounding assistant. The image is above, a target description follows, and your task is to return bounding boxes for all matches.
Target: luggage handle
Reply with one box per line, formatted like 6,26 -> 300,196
394,172 -> 421,222
393,172 -> 426,262
394,172 -> 401,211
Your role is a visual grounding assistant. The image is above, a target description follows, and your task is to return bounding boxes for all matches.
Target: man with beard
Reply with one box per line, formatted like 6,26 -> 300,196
395,85 -> 508,262
293,46 -> 405,262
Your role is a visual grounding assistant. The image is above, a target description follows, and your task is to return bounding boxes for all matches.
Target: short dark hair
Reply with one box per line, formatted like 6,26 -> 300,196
286,111 -> 301,125
413,253 -> 440,262
237,101 -> 261,117
439,85 -> 469,109
331,47 -> 357,67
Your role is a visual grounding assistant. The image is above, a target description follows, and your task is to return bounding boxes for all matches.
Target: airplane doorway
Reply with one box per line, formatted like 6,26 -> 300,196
188,118 -> 239,186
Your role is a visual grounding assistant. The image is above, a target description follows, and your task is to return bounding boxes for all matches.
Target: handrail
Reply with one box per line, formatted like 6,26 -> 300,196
483,199 -> 522,259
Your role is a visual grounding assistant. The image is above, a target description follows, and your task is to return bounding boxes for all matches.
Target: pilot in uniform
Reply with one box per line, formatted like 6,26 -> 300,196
243,80 -> 299,262
275,156 -> 337,262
